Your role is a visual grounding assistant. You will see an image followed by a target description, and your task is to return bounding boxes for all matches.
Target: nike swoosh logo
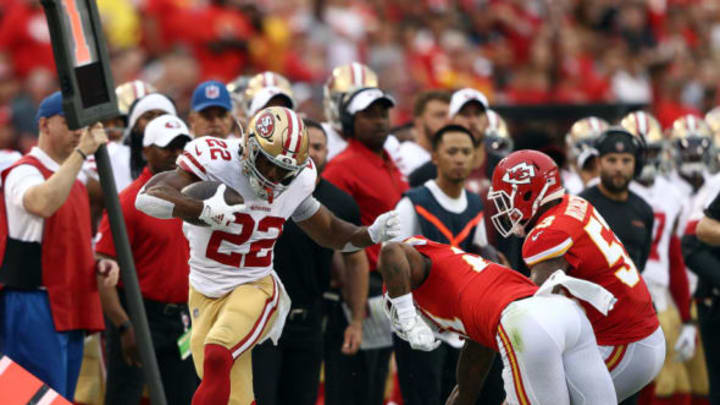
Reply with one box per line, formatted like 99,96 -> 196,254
531,231 -> 543,241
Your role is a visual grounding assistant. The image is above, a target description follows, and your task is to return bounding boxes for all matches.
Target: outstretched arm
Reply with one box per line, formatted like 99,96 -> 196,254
297,204 -> 399,251
446,340 -> 496,405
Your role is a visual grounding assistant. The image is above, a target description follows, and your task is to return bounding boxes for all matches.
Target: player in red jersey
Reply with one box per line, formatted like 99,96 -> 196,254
378,236 -> 617,405
488,150 -> 665,402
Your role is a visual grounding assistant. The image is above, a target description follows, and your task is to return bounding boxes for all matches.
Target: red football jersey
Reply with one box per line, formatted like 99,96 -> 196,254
406,237 -> 537,350
522,194 -> 659,346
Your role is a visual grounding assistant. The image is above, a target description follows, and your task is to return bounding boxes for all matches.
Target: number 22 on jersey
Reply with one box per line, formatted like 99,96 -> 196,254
584,211 -> 640,287
206,214 -> 285,268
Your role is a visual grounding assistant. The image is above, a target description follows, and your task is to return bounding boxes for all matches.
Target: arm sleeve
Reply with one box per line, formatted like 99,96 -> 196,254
291,195 -> 321,222
668,235 -> 691,322
5,165 -> 44,209
395,197 -> 420,241
175,138 -> 213,181
704,189 -> 720,221
681,234 -> 720,289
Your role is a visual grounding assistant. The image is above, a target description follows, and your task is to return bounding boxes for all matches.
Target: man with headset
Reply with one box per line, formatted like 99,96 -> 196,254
323,87 -> 408,405
579,127 -> 655,275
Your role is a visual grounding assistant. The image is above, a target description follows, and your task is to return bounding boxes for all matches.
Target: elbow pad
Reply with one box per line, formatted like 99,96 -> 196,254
135,191 -> 175,219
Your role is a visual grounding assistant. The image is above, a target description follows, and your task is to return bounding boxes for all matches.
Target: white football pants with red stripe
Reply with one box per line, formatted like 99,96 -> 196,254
496,295 -> 617,405
599,326 -> 665,402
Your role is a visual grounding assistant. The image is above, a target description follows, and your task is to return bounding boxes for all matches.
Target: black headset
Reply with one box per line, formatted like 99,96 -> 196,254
339,87 -> 377,137
594,126 -> 647,178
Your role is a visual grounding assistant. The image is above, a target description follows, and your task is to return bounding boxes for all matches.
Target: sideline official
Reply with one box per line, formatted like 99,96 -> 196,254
0,91 -> 118,398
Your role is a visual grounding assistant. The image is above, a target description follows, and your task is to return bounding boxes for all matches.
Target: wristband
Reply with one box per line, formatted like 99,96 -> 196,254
117,319 -> 131,335
75,148 -> 88,160
390,293 -> 416,325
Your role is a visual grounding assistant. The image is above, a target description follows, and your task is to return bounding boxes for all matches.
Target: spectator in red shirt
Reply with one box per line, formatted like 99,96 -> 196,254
322,87 -> 407,405
95,114 -> 197,405
0,0 -> 54,79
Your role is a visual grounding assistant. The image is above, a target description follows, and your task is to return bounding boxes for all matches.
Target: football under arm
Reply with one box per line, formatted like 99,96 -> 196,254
136,168 -> 202,221
296,204 -> 374,250
529,256 -> 570,286
446,340 -> 496,405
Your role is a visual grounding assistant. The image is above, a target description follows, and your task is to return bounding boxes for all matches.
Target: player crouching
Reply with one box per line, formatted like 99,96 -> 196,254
378,237 -> 618,405
135,106 -> 400,405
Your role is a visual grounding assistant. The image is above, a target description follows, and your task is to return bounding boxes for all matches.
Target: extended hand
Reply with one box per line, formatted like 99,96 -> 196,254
368,210 -> 401,243
342,320 -> 363,355
78,122 -> 109,156
397,315 -> 441,352
674,324 -> 697,362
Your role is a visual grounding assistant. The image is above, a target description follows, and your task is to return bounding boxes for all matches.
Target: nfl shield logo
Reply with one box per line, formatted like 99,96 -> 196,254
205,85 -> 220,99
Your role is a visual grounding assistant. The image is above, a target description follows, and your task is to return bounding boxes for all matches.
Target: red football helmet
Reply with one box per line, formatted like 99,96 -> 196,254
488,150 -> 564,237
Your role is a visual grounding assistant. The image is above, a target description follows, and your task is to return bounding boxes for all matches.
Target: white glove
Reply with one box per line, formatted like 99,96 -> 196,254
399,314 -> 441,352
368,210 -> 401,243
198,184 -> 244,231
384,293 -> 440,352
674,324 -> 697,362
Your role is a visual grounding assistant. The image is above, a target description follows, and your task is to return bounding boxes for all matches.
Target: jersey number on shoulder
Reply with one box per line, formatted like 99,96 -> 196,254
584,211 -> 640,288
450,247 -> 489,273
205,138 -> 231,161
648,212 -> 666,261
205,214 -> 285,268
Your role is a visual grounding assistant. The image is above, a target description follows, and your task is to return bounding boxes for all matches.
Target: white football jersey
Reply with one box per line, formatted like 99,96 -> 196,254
630,177 -> 683,288
561,168 -> 584,195
668,170 -> 720,293
177,136 -> 318,298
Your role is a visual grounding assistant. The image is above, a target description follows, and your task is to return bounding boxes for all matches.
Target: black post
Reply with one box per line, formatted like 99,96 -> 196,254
38,0 -> 168,403
94,145 -> 167,405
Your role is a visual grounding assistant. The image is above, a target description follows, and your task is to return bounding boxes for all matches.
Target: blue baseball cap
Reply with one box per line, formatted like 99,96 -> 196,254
191,80 -> 232,112
35,91 -> 64,122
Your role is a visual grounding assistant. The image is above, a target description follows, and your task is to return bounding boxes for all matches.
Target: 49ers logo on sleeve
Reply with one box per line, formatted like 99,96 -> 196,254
255,112 -> 275,139
502,162 -> 536,185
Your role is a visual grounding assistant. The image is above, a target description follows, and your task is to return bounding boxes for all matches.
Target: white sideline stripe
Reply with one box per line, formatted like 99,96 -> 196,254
37,390 -> 58,405
0,356 -> 11,375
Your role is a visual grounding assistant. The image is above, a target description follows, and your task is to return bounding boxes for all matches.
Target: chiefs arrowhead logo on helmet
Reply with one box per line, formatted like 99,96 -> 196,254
255,111 -> 275,139
502,162 -> 536,185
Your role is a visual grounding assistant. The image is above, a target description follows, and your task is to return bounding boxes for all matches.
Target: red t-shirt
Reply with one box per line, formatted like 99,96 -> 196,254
0,3 -> 54,78
323,139 -> 409,271
95,167 -> 190,303
406,237 -> 537,350
522,194 -> 659,346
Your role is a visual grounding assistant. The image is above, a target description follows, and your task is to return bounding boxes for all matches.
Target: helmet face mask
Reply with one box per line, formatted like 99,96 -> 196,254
489,150 -> 564,238
669,115 -> 714,178
243,107 -> 309,201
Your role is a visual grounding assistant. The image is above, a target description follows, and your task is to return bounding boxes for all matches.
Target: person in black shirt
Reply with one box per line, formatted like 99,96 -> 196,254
252,120 -> 368,405
580,128 -> 654,273
683,189 -> 720,405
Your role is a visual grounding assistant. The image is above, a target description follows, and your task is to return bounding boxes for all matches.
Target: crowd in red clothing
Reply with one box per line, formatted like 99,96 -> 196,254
1,0 -> 720,150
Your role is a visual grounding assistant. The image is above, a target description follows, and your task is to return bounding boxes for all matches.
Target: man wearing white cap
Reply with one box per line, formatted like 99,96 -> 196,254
323,87 -> 408,405
409,88 -> 496,195
95,114 -> 197,405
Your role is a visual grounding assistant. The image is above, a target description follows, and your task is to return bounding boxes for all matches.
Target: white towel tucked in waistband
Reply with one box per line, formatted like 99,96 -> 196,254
535,270 -> 617,316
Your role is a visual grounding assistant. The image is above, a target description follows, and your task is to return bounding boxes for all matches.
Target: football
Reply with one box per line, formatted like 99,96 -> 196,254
181,181 -> 244,226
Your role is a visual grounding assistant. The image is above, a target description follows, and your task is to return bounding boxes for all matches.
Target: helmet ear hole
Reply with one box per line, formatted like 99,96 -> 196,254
523,191 -> 533,201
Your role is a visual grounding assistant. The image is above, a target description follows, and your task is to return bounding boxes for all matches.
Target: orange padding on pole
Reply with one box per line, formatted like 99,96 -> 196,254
0,355 -> 72,405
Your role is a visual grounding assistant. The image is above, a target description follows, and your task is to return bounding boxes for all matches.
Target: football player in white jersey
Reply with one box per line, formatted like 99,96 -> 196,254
622,111 -> 701,401
322,62 -> 402,163
135,106 -> 400,405
563,117 -> 609,194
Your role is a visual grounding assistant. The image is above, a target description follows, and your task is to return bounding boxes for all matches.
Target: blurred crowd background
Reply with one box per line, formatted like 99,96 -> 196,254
2,0 -> 720,154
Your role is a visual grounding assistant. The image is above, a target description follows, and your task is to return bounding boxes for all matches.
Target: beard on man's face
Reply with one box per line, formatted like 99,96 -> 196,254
600,171 -> 631,193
